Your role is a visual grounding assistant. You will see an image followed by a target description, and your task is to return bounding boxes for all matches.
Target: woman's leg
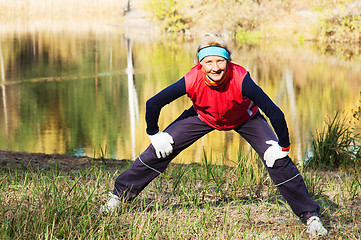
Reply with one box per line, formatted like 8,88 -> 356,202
234,114 -> 320,220
113,111 -> 213,200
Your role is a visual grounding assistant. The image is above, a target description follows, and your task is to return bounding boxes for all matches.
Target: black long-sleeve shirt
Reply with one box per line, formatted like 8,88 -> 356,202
145,73 -> 290,148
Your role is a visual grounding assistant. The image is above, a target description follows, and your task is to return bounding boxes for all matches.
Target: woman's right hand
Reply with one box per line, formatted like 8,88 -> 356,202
148,132 -> 174,158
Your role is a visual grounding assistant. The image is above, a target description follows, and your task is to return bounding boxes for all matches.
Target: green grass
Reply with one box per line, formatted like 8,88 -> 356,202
1,148 -> 360,239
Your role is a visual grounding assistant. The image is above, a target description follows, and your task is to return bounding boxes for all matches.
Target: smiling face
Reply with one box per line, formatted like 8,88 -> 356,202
200,56 -> 228,82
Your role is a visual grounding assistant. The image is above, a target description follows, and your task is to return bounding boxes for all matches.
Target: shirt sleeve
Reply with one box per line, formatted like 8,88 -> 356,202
242,73 -> 290,148
146,77 -> 187,135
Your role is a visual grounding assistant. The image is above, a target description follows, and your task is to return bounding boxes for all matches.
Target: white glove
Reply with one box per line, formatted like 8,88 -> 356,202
148,131 -> 174,158
264,140 -> 289,168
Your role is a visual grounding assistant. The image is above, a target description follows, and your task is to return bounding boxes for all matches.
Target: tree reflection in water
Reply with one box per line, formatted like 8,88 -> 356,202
0,30 -> 360,165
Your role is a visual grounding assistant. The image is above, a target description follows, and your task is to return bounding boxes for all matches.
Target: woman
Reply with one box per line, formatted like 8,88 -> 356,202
103,33 -> 328,237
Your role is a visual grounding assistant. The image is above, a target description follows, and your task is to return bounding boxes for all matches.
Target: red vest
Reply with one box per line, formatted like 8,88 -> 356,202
185,63 -> 258,130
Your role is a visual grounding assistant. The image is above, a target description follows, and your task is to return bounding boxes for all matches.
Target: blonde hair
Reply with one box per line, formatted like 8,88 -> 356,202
195,33 -> 232,63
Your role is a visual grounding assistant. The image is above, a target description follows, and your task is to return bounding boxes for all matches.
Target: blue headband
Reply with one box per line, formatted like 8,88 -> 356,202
198,46 -> 229,62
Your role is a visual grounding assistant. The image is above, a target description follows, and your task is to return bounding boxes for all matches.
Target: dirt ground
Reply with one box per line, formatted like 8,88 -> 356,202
0,149 -> 129,171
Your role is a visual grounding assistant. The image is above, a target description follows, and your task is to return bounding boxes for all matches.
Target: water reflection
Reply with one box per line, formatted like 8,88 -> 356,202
126,38 -> 139,159
0,30 -> 360,165
0,43 -> 8,139
283,67 -> 302,161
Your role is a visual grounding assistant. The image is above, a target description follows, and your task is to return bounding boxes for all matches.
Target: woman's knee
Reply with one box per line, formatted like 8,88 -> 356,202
266,157 -> 300,184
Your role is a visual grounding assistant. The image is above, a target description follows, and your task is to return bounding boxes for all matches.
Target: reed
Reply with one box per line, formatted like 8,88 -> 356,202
305,112 -> 360,169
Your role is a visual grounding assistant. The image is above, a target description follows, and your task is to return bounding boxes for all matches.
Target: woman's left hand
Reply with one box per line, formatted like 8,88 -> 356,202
148,131 -> 174,158
264,140 -> 289,168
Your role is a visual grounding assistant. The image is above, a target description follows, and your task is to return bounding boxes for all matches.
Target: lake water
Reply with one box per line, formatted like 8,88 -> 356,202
1,27 -> 360,165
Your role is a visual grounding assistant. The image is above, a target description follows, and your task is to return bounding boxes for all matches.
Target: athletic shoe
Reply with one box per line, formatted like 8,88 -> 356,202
306,216 -> 328,237
101,192 -> 121,213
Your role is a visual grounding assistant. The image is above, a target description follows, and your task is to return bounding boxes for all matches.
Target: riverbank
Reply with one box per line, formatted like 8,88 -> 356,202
0,149 -> 128,170
1,0 -> 360,43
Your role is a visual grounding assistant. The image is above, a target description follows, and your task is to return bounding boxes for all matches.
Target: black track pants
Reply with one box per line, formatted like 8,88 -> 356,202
113,110 -> 319,217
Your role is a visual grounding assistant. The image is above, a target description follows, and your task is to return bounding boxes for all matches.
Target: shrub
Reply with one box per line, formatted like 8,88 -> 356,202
317,1 -> 361,43
146,0 -> 192,35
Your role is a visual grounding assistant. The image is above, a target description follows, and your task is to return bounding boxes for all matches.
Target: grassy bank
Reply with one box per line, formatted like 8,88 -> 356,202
1,0 -> 360,43
1,149 -> 360,239
0,0 -> 126,21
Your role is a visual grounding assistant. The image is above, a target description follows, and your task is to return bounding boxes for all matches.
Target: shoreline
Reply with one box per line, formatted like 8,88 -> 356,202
0,149 -> 130,170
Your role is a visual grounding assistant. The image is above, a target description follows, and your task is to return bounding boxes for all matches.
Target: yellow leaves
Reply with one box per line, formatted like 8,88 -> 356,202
147,0 -> 191,34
